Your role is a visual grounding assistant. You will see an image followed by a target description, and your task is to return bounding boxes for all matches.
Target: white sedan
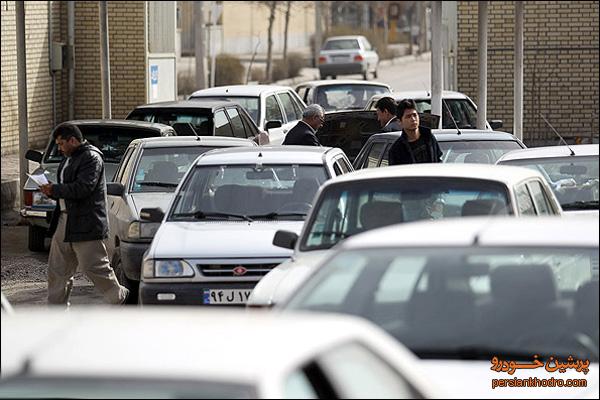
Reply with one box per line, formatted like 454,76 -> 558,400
0,307 -> 438,398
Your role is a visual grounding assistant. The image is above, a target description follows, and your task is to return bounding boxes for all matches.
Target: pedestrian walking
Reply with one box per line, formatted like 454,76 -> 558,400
39,123 -> 129,306
388,99 -> 443,165
282,104 -> 324,146
375,96 -> 402,132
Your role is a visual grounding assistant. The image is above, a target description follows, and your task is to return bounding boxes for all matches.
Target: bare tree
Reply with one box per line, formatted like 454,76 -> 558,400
260,1 -> 277,82
283,1 -> 292,61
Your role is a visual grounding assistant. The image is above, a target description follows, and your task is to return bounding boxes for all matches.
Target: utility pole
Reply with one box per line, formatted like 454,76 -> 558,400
314,1 -> 322,68
431,1 -> 443,119
477,1 -> 488,130
99,1 -> 111,119
194,1 -> 206,89
16,0 -> 29,209
514,1 -> 524,140
67,1 -> 75,120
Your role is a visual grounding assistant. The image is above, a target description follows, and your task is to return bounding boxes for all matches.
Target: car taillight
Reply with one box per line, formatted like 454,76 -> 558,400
354,55 -> 364,62
318,56 -> 327,64
23,190 -> 33,206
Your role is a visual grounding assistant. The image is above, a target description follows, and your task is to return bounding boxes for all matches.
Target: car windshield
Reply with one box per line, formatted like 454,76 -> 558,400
439,140 -> 524,164
132,146 -> 222,193
415,99 -> 478,129
323,39 -> 360,50
44,126 -> 163,164
316,85 -> 390,112
0,376 -> 256,398
127,109 -> 212,136
499,156 -> 599,210
190,96 -> 260,126
301,178 -> 511,251
286,246 -> 599,361
169,164 -> 328,220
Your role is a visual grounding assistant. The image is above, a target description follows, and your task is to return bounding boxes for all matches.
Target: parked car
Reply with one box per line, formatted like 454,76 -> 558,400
365,90 -> 503,130
353,130 -> 526,169
282,216 -> 600,399
188,85 -> 307,145
318,35 -> 379,80
0,307 -> 438,398
21,120 -> 176,252
126,100 -> 269,144
248,163 -> 562,307
106,136 -> 257,303
497,144 -> 599,216
138,146 -> 353,306
295,80 -> 391,112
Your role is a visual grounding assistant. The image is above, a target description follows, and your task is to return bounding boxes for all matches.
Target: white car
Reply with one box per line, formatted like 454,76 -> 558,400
248,163 -> 562,307
139,146 -> 353,306
318,35 -> 379,80
282,216 -> 600,399
295,80 -> 392,112
497,144 -> 599,216
0,307 -> 439,398
188,85 -> 307,145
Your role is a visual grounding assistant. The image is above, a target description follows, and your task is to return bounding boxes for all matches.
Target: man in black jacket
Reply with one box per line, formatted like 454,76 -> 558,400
388,99 -> 443,165
375,96 -> 402,132
40,123 -> 129,306
282,104 -> 324,146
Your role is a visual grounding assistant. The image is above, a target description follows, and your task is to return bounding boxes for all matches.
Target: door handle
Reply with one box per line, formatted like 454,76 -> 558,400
283,129 -> 288,134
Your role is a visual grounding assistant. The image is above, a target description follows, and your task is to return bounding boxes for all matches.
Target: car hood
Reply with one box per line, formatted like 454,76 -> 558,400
24,163 -> 119,191
562,209 -> 599,217
421,360 -> 599,399
151,221 -> 304,259
247,250 -> 331,307
129,193 -> 175,217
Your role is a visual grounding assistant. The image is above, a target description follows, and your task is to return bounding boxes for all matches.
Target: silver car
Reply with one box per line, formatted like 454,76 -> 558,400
318,35 -> 379,80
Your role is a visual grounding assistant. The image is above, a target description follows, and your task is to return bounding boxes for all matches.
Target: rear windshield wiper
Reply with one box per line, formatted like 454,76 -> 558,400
248,212 -> 307,219
561,200 -> 599,210
172,211 -> 254,222
138,181 -> 179,188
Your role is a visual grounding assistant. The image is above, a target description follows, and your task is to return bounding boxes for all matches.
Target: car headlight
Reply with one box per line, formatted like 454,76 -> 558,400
153,260 -> 195,278
128,221 -> 161,240
127,221 -> 141,239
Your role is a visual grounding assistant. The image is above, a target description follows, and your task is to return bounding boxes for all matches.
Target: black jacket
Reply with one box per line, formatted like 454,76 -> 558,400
381,117 -> 402,133
282,121 -> 321,146
388,126 -> 443,165
48,142 -> 109,242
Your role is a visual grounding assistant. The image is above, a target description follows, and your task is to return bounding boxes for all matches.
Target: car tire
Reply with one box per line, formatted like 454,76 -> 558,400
28,225 -> 47,252
113,255 -> 139,304
331,75 -> 337,80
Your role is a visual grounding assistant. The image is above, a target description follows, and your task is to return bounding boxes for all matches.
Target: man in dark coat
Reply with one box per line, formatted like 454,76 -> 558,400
388,99 -> 443,165
282,104 -> 324,146
40,122 -> 129,306
375,96 -> 403,132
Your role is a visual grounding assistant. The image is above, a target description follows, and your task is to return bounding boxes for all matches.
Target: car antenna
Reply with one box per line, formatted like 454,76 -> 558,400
540,113 -> 575,156
420,80 -> 430,97
443,100 -> 461,135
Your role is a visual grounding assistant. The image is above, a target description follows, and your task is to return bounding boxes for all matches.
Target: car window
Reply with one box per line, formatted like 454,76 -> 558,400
289,93 -> 306,120
239,110 -> 258,137
362,38 -> 372,50
277,92 -> 301,123
381,144 -> 391,167
323,39 -> 360,50
305,88 -> 315,105
189,96 -> 260,126
113,146 -> 135,183
366,142 -> 385,168
334,159 -> 350,175
226,107 -> 247,138
265,95 -> 284,123
439,140 -> 523,164
413,99 -> 478,129
333,163 -> 344,176
126,109 -> 212,135
296,87 -> 307,103
515,183 -> 536,215
283,369 -> 319,399
527,180 -> 555,215
316,85 -> 390,112
214,110 -> 234,137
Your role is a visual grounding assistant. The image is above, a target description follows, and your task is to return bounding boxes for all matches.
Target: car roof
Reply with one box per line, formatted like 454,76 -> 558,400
324,35 -> 365,41
325,163 -> 544,186
340,216 -> 599,249
132,99 -> 237,111
190,85 -> 294,98
497,144 -> 599,162
194,146 -> 341,165
0,308 -> 401,383
64,119 -> 173,132
129,136 -> 256,149
368,130 -> 519,142
371,90 -> 470,101
298,80 -> 391,89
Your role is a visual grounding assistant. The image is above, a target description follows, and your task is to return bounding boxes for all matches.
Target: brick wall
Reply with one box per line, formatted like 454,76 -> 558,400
457,1 -> 599,145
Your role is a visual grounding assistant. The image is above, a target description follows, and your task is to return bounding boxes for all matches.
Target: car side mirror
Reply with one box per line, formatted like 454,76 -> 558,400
273,230 -> 298,250
106,182 -> 125,196
140,207 -> 165,223
489,119 -> 503,130
265,120 -> 283,130
25,149 -> 43,164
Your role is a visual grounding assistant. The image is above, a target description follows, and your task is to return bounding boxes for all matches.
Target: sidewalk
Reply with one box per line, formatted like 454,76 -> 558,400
1,152 -> 40,225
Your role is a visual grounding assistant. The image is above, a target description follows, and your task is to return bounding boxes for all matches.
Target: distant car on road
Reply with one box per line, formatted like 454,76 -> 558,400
106,136 -> 257,303
126,100 -> 269,145
21,120 -> 176,252
318,35 -> 379,80
295,80 -> 391,112
0,307 -> 438,398
497,144 -> 599,216
188,85 -> 306,145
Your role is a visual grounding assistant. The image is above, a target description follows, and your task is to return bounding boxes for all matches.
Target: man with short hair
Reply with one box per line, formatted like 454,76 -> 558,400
282,104 -> 324,146
375,96 -> 402,132
39,122 -> 129,306
388,99 -> 443,165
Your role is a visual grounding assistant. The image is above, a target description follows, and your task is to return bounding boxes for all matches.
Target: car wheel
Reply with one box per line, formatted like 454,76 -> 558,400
28,225 -> 47,252
331,75 -> 337,80
113,255 -> 139,304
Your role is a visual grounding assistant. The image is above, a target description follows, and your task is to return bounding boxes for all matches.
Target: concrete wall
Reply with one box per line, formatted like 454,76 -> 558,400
457,1 -> 599,145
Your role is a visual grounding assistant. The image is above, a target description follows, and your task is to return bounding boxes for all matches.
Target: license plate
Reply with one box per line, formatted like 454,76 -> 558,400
203,289 -> 252,305
331,55 -> 347,63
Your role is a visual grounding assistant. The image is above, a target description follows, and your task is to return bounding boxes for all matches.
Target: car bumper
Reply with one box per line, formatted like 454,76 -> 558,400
120,241 -> 151,281
20,208 -> 51,228
139,281 -> 258,306
319,63 -> 365,75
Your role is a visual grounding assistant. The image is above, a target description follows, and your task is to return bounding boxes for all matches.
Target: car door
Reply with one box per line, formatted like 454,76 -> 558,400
264,94 -> 287,144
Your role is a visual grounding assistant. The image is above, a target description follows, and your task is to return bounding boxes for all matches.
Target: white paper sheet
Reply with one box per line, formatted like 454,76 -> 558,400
27,173 -> 49,187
